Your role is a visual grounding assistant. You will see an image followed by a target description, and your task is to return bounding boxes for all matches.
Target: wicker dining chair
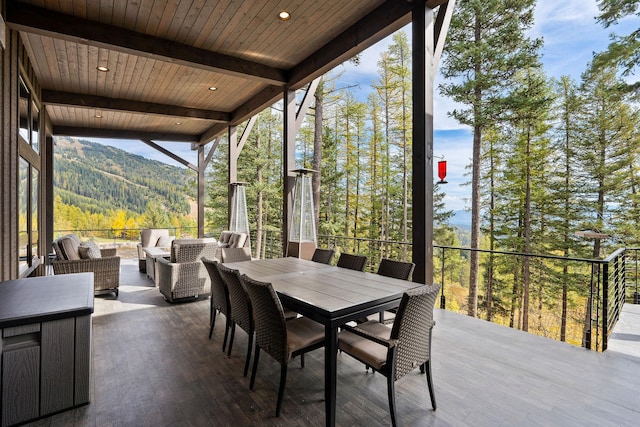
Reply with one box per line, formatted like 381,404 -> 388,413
338,284 -> 440,427
202,258 -> 232,350
336,253 -> 367,271
311,248 -> 335,264
375,258 -> 416,324
241,274 -> 325,417
216,263 -> 254,377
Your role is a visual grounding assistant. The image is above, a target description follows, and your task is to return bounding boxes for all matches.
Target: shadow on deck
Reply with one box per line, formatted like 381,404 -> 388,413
27,260 -> 640,426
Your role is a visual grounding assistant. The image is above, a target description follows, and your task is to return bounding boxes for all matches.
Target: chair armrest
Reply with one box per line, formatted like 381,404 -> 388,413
136,243 -> 145,260
341,324 -> 397,348
101,248 -> 117,257
52,256 -> 120,274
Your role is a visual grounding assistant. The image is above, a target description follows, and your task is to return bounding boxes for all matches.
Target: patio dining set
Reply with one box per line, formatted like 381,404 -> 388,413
206,252 -> 439,427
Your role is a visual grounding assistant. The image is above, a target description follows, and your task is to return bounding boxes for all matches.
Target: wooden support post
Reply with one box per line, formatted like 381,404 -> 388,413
197,144 -> 205,237
412,2 -> 435,286
282,89 -> 296,256
228,126 -> 238,229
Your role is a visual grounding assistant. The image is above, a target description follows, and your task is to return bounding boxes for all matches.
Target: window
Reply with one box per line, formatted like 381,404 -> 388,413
31,101 -> 40,154
18,73 -> 41,275
19,77 -> 29,143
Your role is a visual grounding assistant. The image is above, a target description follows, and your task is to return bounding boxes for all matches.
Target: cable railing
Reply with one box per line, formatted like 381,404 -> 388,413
54,227 -> 636,351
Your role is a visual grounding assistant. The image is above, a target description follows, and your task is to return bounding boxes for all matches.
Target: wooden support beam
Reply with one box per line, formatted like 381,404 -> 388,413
198,85 -> 282,144
52,126 -> 199,143
295,79 -> 320,134
237,116 -> 257,154
6,2 -> 287,86
140,139 -> 197,171
287,1 -> 413,90
203,137 -> 220,170
42,90 -> 231,122
433,1 -> 456,73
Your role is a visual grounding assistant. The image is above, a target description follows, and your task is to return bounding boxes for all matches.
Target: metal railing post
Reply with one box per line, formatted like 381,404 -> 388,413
440,247 -> 446,309
601,261 -> 609,351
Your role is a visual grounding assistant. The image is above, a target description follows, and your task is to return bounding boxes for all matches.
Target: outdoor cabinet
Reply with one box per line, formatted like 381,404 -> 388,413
0,273 -> 93,426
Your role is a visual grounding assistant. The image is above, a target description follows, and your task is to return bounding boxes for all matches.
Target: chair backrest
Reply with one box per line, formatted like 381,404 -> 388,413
376,258 -> 415,281
140,229 -> 169,248
240,274 -> 288,364
216,263 -> 253,333
221,247 -> 252,263
228,232 -> 248,248
389,284 -> 440,381
170,238 -> 218,263
202,258 -> 230,315
52,234 -> 81,260
219,230 -> 233,245
311,248 -> 335,264
336,253 -> 367,271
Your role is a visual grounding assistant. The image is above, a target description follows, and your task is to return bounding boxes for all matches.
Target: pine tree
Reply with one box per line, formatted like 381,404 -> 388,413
595,0 -> 640,94
439,0 -> 541,317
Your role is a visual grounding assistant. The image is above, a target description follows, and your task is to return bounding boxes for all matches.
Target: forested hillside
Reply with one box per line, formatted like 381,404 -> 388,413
54,137 -> 197,236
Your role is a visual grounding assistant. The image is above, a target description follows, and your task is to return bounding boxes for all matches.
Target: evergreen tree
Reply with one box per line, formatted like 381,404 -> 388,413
439,0 -> 541,317
595,0 -> 640,94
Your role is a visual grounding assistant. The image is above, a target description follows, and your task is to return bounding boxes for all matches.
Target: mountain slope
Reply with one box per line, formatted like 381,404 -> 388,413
54,137 -> 194,216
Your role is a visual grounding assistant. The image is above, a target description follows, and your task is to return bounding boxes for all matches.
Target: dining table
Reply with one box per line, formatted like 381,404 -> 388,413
223,257 -> 420,427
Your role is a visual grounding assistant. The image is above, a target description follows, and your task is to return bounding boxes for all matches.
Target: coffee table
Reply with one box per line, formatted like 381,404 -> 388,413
143,247 -> 170,285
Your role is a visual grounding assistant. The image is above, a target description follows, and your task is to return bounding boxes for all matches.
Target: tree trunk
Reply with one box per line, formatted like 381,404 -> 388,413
522,125 -> 532,332
468,121 -> 482,317
256,132 -> 263,259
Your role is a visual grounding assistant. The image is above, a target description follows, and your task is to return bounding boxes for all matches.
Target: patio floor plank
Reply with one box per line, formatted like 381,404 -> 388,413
24,260 -> 640,426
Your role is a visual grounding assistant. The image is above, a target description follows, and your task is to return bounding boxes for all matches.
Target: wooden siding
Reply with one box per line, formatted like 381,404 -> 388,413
5,1 -> 449,142
1,29 -> 19,280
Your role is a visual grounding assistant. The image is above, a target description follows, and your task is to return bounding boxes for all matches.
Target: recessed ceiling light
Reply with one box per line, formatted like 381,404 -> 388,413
95,114 -> 102,119
96,66 -> 109,72
209,86 -> 217,91
175,122 -> 182,125
278,11 -> 291,21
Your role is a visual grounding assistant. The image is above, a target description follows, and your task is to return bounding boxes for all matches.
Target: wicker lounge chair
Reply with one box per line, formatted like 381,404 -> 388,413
156,238 -> 217,302
136,228 -> 174,272
52,234 -> 120,296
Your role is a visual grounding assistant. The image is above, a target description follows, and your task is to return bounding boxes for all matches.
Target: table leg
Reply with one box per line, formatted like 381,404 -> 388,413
325,323 -> 337,427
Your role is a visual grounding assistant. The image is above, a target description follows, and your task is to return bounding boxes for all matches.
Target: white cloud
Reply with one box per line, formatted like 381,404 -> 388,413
534,0 -> 599,29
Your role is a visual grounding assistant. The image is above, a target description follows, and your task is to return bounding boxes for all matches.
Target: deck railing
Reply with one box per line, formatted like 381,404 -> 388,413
54,227 -> 637,351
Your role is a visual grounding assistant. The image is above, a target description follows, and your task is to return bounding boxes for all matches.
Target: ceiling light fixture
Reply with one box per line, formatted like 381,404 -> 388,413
278,11 -> 291,21
175,122 -> 182,125
209,86 -> 217,91
96,66 -> 109,72
95,114 -> 102,119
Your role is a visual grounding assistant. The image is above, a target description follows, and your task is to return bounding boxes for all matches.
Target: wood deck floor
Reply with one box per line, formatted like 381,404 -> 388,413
26,260 -> 640,426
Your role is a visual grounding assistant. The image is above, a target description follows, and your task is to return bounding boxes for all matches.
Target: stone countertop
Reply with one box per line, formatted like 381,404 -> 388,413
0,272 -> 94,328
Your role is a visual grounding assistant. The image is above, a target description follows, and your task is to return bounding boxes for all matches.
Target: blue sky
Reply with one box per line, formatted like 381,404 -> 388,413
91,0 -> 637,212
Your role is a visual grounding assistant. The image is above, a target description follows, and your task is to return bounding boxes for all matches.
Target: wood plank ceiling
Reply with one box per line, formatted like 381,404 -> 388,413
7,0 -> 449,145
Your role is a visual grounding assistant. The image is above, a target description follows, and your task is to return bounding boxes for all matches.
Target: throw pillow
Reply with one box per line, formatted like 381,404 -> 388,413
78,240 -> 102,259
157,235 -> 174,248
